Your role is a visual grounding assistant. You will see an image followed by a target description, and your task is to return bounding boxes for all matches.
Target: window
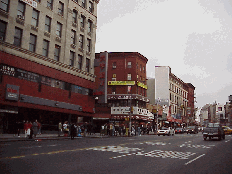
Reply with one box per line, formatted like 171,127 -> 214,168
56,22 -> 62,37
31,9 -> 39,27
0,0 -> 9,12
89,1 -> 93,13
86,58 -> 90,72
128,62 -> 132,68
143,66 -> 145,73
58,1 -> 64,16
70,51 -> 75,66
54,45 -> 60,61
0,20 -> 7,41
45,16 -> 51,32
79,34 -> 83,49
71,30 -> 76,45
136,63 -> 138,69
42,40 -> 49,57
127,74 -> 131,80
72,10 -> 77,23
47,0 -> 53,10
80,15 -> 85,28
87,38 -> 91,52
140,65 -> 142,71
87,20 -> 92,33
13,27 -> 22,47
81,0 -> 86,8
29,34 -> 37,52
218,107 -> 222,111
17,1 -> 25,17
77,54 -> 82,69
112,62 -> 116,68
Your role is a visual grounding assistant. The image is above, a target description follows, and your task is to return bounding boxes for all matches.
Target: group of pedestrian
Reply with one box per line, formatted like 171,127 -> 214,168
23,120 -> 41,139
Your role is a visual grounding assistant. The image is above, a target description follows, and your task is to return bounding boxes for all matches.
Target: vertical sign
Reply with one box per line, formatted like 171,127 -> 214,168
98,52 -> 108,103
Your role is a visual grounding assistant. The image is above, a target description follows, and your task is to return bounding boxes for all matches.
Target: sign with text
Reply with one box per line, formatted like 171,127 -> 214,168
20,0 -> 37,8
5,84 -> 19,101
108,81 -> 135,86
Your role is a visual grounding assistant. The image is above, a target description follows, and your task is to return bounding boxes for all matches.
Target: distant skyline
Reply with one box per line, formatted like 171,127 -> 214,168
96,0 -> 232,109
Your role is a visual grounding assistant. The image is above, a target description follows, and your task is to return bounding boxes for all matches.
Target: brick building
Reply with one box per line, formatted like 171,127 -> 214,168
94,52 -> 153,128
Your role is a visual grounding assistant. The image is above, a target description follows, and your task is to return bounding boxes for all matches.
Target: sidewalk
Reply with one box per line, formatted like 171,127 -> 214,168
0,132 -> 110,142
0,131 -> 156,142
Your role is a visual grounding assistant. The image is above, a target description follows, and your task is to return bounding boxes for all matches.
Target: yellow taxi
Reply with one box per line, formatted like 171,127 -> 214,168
222,126 -> 232,135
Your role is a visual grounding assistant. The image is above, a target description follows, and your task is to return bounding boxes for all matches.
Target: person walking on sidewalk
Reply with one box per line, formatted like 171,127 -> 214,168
28,121 -> 33,139
58,122 -> 62,137
32,120 -> 38,138
24,121 -> 29,138
37,121 -> 41,135
70,123 -> 76,140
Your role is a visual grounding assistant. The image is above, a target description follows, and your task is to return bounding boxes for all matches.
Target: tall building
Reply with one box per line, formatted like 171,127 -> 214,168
153,66 -> 195,126
94,52 -> 153,129
0,0 -> 100,133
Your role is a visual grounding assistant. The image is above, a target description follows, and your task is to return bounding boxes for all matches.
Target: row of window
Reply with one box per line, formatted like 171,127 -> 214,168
0,0 -> 94,14
111,74 -> 146,82
0,64 -> 93,95
170,83 -> 188,98
111,85 -> 146,97
0,20 -> 91,72
1,1 -> 94,39
112,62 -> 146,73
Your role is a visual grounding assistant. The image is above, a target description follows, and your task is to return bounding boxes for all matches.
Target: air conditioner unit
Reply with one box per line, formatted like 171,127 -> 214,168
112,78 -> 116,81
113,66 -> 116,69
112,92 -> 115,94
17,15 -> 24,20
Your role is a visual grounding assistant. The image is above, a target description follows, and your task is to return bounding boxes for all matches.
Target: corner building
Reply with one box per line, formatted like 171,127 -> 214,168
0,0 -> 100,133
94,52 -> 153,128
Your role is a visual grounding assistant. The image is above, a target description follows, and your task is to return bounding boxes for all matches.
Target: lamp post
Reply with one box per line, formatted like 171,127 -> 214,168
128,85 -> 132,136
157,98 -> 160,131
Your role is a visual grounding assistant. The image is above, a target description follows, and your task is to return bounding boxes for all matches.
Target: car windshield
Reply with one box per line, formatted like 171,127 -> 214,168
176,128 -> 182,130
208,123 -> 220,127
161,127 -> 168,130
188,126 -> 195,129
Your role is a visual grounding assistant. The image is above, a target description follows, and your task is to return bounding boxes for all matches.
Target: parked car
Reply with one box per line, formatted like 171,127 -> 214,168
203,123 -> 225,141
157,127 -> 175,136
186,126 -> 198,134
175,128 -> 184,134
222,126 -> 232,135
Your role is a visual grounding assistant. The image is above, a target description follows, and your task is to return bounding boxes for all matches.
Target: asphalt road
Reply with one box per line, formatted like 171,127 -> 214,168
0,133 -> 232,174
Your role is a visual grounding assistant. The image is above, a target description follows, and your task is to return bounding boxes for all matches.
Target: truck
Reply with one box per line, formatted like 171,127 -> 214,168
203,123 -> 225,141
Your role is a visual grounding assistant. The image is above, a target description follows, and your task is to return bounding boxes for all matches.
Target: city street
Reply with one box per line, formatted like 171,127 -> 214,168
0,134 -> 232,174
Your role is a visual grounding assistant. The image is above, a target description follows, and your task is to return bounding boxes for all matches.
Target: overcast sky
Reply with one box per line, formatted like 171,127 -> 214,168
95,0 -> 232,109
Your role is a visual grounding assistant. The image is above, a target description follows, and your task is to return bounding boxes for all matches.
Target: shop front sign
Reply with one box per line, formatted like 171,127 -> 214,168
5,84 -> 19,101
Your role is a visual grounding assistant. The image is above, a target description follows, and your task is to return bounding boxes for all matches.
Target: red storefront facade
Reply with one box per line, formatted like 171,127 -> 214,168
0,51 -> 95,133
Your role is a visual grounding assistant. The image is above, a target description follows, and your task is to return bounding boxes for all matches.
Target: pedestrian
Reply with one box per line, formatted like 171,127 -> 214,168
28,121 -> 33,139
63,121 -> 69,137
24,121 -> 29,138
16,121 -> 20,137
32,120 -> 38,138
37,121 -> 41,135
70,123 -> 76,140
58,122 -> 62,137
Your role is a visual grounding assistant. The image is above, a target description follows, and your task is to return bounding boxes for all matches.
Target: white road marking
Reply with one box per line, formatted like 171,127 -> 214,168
185,154 -> 205,165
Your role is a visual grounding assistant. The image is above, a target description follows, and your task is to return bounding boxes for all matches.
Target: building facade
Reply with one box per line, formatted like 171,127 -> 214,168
153,66 -> 195,126
0,0 -> 100,133
94,52 -> 153,128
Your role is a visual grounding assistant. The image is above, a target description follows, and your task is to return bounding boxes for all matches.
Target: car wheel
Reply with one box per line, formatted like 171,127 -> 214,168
204,137 -> 206,141
163,135 -> 165,136
158,135 -> 160,136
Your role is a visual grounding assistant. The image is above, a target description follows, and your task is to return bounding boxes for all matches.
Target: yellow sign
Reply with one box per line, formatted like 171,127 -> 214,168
137,81 -> 148,89
108,81 -> 135,86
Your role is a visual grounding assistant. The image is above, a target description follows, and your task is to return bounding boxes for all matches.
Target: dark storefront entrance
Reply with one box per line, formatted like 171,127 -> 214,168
0,106 -> 92,134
